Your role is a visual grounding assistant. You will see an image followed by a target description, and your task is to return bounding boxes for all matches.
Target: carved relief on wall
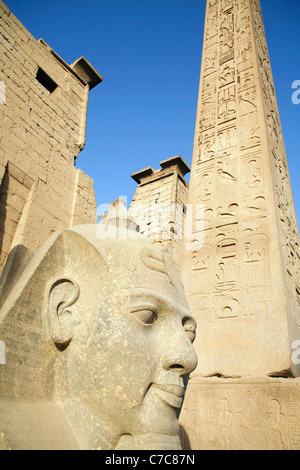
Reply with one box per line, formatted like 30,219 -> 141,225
219,62 -> 235,88
202,207 -> 213,229
215,238 -> 238,291
283,244 -> 300,324
205,9 -> 219,47
216,398 -> 233,448
252,0 -> 286,168
189,244 -> 212,295
276,184 -> 289,226
242,156 -> 263,194
236,40 -> 252,65
208,0 -> 218,12
236,0 -> 248,16
216,203 -> 239,222
261,70 -> 276,110
241,287 -> 272,317
202,75 -> 217,108
216,146 -> 238,201
213,293 -> 240,319
197,130 -> 216,164
251,0 -> 298,303
239,112 -> 261,151
236,17 -> 251,42
197,172 -> 213,202
266,111 -> 282,151
219,5 -> 234,62
218,100 -> 236,123
220,10 -> 234,42
216,222 -> 239,241
180,381 -> 300,450
217,148 -> 237,178
199,109 -> 216,133
237,68 -> 254,93
219,39 -> 235,66
197,295 -> 216,321
236,13 -> 250,27
272,146 -> 299,282
195,287 -> 274,322
220,0 -> 234,14
272,148 -> 288,181
218,125 -> 236,150
191,0 -> 300,344
238,86 -> 257,114
218,84 -> 236,104
242,234 -> 269,287
242,195 -> 266,219
284,243 -> 297,280
204,48 -> 218,76
193,293 -> 240,322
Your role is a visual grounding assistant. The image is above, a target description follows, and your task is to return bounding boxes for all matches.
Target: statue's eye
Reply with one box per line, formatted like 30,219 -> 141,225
131,308 -> 158,326
183,318 -> 196,343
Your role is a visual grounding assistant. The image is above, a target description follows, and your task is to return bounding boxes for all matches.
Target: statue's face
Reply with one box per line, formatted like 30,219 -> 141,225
53,239 -> 198,448
70,285 -> 197,446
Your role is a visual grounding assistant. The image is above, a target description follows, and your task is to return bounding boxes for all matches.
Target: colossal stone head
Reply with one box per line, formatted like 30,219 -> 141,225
0,222 -> 197,450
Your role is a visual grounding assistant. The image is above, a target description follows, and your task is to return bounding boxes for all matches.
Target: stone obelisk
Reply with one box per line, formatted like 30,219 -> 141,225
179,0 -> 300,450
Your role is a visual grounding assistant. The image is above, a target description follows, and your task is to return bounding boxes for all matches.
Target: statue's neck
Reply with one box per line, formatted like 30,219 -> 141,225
58,399 -> 182,450
58,399 -> 119,450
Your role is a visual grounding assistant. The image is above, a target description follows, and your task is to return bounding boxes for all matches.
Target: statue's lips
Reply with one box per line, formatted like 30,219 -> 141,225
152,383 -> 184,409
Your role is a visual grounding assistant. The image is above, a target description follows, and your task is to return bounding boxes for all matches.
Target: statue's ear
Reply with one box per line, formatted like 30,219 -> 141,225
47,278 -> 80,348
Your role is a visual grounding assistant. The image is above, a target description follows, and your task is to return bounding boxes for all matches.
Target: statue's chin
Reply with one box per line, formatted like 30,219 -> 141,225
114,388 -> 183,450
115,433 -> 182,450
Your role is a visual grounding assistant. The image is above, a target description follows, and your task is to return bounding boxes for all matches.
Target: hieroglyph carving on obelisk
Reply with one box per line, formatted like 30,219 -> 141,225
181,0 -> 300,378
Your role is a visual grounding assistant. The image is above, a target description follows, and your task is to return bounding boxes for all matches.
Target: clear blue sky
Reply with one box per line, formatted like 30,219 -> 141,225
3,0 -> 300,224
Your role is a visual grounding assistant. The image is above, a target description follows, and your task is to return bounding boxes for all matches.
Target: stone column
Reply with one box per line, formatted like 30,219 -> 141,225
179,0 -> 300,450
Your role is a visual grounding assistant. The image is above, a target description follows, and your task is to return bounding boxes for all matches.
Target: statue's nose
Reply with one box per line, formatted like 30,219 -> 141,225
160,325 -> 198,376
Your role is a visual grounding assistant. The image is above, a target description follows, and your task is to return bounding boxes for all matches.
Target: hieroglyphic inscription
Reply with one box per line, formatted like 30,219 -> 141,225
243,234 -> 269,287
242,156 -> 263,194
215,239 -> 238,290
190,244 -> 212,295
184,0 -> 300,384
197,172 -> 213,202
180,380 -> 300,450
192,0 -> 289,302
251,0 -> 300,334
180,0 -> 300,452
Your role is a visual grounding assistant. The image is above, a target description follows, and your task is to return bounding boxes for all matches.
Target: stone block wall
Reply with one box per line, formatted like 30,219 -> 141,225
0,1 -> 102,271
130,156 -> 190,268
